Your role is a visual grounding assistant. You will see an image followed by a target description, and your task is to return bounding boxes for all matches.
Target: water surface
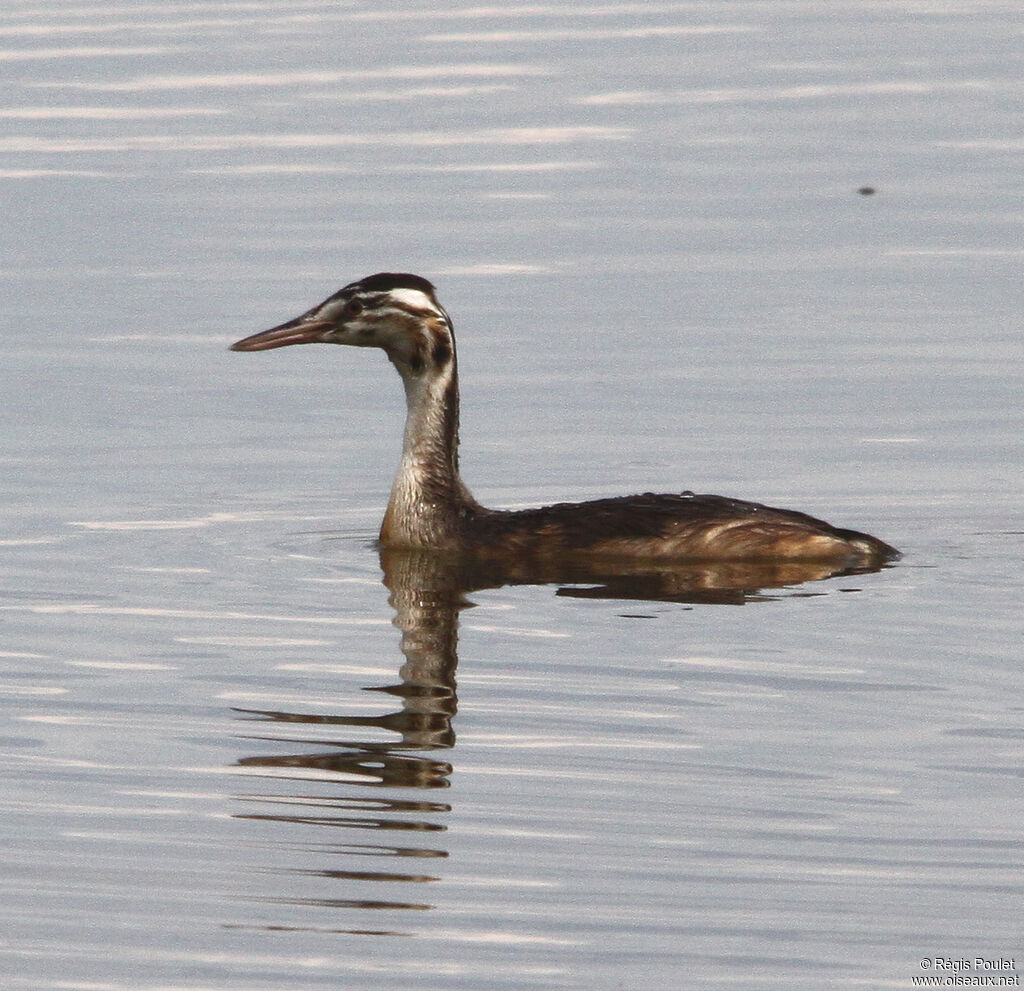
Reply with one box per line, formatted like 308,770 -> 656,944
1,2 -> 1022,989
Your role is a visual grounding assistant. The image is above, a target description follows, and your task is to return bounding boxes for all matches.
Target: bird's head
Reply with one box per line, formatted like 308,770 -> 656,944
230,272 -> 455,376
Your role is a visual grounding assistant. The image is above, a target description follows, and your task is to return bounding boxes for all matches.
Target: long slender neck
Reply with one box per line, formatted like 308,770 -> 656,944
380,347 -> 480,549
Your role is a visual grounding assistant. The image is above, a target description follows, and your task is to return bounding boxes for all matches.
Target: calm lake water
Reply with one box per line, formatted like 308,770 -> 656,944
2,2 -> 1022,989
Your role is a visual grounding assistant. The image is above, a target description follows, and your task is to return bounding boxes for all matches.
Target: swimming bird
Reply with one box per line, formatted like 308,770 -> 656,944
230,273 -> 898,567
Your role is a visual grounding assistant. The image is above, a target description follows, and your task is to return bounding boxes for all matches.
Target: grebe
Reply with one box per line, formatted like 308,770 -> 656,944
231,273 -> 899,567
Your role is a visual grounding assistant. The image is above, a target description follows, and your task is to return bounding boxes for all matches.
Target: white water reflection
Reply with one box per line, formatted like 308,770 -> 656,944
0,106 -> 225,118
0,44 -> 181,59
423,25 -> 759,43
580,79 -> 1000,104
33,63 -> 550,92
0,125 -> 630,153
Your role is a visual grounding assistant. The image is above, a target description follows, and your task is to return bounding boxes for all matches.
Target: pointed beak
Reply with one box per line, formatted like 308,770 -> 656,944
230,317 -> 335,352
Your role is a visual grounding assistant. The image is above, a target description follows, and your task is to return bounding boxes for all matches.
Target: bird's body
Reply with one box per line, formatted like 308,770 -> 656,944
231,272 -> 898,568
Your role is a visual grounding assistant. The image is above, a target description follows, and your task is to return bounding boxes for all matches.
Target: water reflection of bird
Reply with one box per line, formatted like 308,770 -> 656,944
231,272 -> 898,569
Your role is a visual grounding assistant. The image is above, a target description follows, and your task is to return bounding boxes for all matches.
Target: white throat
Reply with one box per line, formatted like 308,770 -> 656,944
382,355 -> 471,548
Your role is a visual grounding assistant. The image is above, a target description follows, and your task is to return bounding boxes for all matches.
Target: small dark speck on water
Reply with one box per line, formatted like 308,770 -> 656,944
858,186 -> 877,195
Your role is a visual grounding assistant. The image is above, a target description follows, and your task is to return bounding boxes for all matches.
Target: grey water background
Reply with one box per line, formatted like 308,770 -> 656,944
2,2 -> 1022,989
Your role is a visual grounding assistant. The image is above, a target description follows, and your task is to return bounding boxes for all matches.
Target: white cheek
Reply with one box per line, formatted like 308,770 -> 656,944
313,298 -> 350,323
387,288 -> 436,311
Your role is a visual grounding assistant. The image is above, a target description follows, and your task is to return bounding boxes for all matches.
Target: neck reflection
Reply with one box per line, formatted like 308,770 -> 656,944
229,547 -> 887,930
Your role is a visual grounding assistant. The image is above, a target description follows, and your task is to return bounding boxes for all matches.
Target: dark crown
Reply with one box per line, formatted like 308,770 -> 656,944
347,272 -> 437,297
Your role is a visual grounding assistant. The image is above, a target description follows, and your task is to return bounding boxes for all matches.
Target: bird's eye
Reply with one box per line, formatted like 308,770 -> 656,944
345,298 -> 364,317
